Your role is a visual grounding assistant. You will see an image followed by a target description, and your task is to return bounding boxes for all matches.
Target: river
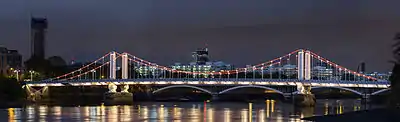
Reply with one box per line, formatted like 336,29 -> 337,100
0,99 -> 382,122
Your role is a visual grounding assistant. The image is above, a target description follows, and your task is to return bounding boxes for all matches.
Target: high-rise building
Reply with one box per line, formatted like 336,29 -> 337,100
170,47 -> 234,78
0,47 -> 7,76
0,46 -> 22,76
192,47 -> 209,65
357,62 -> 366,73
31,17 -> 48,58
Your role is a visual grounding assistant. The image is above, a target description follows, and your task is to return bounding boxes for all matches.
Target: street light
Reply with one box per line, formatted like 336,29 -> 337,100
13,69 -> 20,81
29,70 -> 35,81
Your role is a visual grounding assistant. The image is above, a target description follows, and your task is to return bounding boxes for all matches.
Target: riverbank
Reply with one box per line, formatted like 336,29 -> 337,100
0,100 -> 26,109
302,108 -> 400,122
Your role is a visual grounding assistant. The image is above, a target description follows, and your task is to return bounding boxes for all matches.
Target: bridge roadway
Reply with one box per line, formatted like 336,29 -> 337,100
22,78 -> 392,99
24,78 -> 390,88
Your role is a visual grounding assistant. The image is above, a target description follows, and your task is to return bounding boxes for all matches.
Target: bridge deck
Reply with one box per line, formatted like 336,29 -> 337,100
24,78 -> 390,88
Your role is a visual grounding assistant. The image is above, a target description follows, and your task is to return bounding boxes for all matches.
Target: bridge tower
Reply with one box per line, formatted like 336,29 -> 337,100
121,53 -> 128,79
109,51 -> 117,79
297,49 -> 311,80
304,50 -> 311,80
121,53 -> 130,93
104,52 -> 133,104
295,49 -> 315,106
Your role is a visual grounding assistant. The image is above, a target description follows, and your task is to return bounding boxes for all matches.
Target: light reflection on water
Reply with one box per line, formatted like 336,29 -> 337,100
2,99 -> 379,122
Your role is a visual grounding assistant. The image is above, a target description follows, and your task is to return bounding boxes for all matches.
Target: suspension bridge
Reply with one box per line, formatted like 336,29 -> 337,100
22,49 -> 391,101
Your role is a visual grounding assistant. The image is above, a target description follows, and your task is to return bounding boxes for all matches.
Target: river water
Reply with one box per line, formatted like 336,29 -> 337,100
0,99 -> 381,122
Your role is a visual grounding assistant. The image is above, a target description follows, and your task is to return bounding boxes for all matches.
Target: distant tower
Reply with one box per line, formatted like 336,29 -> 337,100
192,47 -> 209,65
31,17 -> 48,59
357,62 -> 366,73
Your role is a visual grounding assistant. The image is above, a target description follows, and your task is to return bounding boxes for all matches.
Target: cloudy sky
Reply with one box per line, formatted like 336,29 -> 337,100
0,0 -> 399,72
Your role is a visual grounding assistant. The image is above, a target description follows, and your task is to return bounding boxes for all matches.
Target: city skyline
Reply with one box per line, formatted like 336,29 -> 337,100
1,0 -> 400,72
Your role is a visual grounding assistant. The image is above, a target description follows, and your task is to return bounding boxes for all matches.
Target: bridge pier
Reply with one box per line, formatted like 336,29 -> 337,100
103,83 -> 133,104
294,50 -> 315,107
362,94 -> 371,103
212,93 -> 219,101
121,84 -> 130,93
293,85 -> 315,107
283,93 -> 293,101
24,85 -> 50,103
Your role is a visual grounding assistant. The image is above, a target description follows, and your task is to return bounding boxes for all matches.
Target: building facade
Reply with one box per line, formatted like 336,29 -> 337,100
0,46 -> 22,76
312,66 -> 334,80
192,47 -> 210,65
170,47 -> 234,78
118,47 -> 234,78
366,72 -> 391,81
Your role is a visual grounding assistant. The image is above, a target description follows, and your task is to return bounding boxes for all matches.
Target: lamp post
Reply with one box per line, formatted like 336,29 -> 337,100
13,70 -> 20,81
29,70 -> 34,81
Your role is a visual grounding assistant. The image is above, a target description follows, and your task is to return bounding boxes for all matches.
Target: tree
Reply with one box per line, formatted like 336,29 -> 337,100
389,32 -> 400,108
25,55 -> 70,79
24,55 -> 51,79
0,76 -> 25,102
47,56 -> 68,78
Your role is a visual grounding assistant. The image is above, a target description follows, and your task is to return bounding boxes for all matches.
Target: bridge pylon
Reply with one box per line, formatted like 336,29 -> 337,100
297,49 -> 311,80
109,51 -> 117,79
121,53 -> 129,79
296,49 -> 315,107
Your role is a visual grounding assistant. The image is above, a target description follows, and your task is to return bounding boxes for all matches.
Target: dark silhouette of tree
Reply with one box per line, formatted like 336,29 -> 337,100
0,76 -> 25,102
47,56 -> 68,78
25,55 -> 71,79
24,55 -> 51,79
389,32 -> 400,108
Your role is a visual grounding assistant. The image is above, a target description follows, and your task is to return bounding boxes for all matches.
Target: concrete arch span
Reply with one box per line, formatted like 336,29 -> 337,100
293,86 -> 364,96
152,85 -> 213,94
371,88 -> 390,95
218,85 -> 284,95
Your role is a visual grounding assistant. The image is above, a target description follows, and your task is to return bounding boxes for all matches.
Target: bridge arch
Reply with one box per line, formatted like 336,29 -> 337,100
152,85 -> 213,94
293,86 -> 364,96
371,88 -> 390,95
219,85 -> 284,95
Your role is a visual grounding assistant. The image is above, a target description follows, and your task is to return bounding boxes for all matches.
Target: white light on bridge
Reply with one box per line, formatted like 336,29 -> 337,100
255,82 -> 268,85
156,81 -> 167,84
239,82 -> 250,84
188,81 -> 200,84
274,82 -> 286,85
377,85 -> 389,88
221,81 -> 234,84
288,82 -> 297,86
50,83 -> 64,86
38,84 -> 48,87
205,81 -> 217,84
172,81 -> 184,84
139,82 -> 151,84
311,83 -> 320,86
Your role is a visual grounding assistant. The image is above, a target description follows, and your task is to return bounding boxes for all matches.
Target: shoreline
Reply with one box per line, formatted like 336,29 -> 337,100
302,108 -> 400,122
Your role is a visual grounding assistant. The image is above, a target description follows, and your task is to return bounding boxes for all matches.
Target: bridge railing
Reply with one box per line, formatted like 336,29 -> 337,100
26,78 -> 390,85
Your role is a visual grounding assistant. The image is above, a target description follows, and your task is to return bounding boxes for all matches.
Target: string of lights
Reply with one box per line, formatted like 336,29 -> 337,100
49,49 -> 381,81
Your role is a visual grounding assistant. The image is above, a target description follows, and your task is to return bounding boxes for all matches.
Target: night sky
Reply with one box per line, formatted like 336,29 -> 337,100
1,0 -> 400,72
